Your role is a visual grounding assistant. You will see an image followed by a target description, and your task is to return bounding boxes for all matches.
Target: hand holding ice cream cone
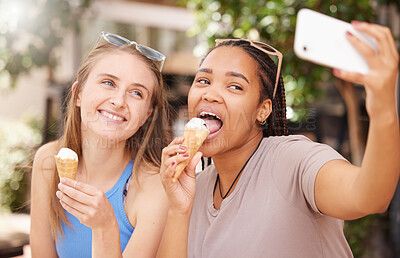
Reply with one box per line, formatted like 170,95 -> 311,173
172,118 -> 209,182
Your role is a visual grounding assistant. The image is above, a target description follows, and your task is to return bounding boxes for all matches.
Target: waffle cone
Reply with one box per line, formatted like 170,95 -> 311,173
172,126 -> 209,182
54,156 -> 78,180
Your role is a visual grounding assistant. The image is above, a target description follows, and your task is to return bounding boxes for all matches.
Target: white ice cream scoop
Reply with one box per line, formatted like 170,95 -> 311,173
186,117 -> 208,130
56,148 -> 78,161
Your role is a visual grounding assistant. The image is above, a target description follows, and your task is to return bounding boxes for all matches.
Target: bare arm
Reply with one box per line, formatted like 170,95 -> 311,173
30,142 -> 58,258
122,172 -> 169,258
157,137 -> 202,258
157,210 -> 192,258
315,21 -> 400,220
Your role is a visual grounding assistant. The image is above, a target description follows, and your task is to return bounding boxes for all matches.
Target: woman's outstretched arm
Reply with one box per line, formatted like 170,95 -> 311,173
315,21 -> 400,220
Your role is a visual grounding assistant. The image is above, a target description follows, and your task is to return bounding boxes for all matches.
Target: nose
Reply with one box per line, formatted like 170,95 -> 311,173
109,91 -> 126,109
201,86 -> 223,103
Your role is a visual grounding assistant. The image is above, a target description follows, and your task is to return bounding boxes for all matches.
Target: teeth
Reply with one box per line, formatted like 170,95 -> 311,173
100,111 -> 124,121
199,111 -> 221,120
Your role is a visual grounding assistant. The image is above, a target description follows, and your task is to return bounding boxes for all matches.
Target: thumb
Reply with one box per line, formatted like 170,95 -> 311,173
185,152 -> 203,177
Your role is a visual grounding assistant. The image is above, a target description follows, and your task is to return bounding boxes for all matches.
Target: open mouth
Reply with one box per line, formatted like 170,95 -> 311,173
199,111 -> 223,138
98,110 -> 127,123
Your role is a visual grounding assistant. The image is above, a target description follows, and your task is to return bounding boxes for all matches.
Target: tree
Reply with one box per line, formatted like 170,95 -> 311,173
0,0 -> 91,88
0,0 -> 92,213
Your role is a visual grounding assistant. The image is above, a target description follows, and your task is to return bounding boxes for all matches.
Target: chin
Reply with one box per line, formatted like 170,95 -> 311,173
199,140 -> 226,158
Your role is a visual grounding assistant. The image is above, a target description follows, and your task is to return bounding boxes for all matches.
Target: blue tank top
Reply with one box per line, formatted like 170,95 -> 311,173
55,160 -> 134,257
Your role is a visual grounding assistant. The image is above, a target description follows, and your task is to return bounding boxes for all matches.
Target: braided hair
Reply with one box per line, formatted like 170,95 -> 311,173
201,40 -> 288,137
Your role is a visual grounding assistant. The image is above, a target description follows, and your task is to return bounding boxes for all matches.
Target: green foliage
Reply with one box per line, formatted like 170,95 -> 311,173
344,213 -> 390,257
0,0 -> 91,88
180,0 -> 375,121
0,115 -> 43,213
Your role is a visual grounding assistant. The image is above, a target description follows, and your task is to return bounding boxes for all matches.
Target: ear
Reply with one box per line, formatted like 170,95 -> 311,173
256,99 -> 272,123
72,81 -> 81,107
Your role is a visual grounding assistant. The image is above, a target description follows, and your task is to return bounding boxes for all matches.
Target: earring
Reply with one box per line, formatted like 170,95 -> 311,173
260,119 -> 267,126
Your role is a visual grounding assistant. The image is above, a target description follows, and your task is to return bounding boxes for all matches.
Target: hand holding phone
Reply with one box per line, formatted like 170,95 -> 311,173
294,9 -> 378,74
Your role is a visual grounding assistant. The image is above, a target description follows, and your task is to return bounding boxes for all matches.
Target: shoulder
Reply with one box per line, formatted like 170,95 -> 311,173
259,134 -> 328,159
255,134 -> 343,179
261,134 -> 314,149
34,141 -> 59,165
195,164 -> 217,190
139,169 -> 167,198
126,167 -> 168,219
31,142 -> 59,208
33,141 -> 59,180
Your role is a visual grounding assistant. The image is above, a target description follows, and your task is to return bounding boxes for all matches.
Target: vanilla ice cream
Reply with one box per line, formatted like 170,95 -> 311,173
56,148 -> 78,161
186,118 -> 208,130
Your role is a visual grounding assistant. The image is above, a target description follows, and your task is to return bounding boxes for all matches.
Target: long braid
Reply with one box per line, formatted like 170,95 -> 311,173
279,79 -> 288,135
270,77 -> 288,136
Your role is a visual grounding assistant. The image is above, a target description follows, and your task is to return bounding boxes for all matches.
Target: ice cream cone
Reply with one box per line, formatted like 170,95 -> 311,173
172,125 -> 209,182
54,156 -> 78,180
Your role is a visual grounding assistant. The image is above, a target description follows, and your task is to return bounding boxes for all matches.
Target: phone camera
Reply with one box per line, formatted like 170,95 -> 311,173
303,46 -> 307,52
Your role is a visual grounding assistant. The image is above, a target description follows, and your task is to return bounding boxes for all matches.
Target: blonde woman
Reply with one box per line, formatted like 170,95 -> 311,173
30,32 -> 171,257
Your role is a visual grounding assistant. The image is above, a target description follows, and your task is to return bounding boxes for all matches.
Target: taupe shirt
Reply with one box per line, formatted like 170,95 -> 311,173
188,135 -> 353,258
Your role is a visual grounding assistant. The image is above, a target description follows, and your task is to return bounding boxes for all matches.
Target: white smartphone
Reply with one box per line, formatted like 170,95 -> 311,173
294,9 -> 378,74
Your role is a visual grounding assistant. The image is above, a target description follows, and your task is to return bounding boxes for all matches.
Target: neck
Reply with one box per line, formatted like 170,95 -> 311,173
79,132 -> 130,185
213,133 -> 263,195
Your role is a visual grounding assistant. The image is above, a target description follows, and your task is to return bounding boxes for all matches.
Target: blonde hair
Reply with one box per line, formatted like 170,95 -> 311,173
49,43 -> 171,239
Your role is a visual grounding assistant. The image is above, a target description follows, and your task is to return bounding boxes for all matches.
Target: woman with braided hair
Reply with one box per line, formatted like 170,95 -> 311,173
158,21 -> 399,257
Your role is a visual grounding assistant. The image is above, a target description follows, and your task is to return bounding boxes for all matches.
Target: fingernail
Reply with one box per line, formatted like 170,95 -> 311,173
56,191 -> 61,198
183,153 -> 190,158
351,20 -> 361,25
171,161 -> 176,166
180,146 -> 187,151
346,31 -> 353,37
58,183 -> 62,189
333,69 -> 341,76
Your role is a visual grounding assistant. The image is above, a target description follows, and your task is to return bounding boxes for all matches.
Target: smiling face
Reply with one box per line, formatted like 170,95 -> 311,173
76,51 -> 155,144
188,46 -> 271,157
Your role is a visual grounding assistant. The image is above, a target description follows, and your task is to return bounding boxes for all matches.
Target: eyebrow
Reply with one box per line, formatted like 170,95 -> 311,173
197,68 -> 212,74
196,68 -> 249,84
97,73 -> 149,92
226,71 -> 249,84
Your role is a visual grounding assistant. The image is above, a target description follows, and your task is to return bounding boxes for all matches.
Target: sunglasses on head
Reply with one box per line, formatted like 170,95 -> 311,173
215,38 -> 283,99
100,31 -> 166,72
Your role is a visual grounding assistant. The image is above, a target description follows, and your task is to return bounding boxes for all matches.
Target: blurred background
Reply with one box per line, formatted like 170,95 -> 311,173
0,0 -> 399,257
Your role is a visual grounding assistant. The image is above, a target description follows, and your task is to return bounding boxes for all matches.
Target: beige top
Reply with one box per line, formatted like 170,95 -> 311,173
188,135 -> 353,258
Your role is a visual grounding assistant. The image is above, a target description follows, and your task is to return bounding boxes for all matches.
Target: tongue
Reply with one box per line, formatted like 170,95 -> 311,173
203,117 -> 222,134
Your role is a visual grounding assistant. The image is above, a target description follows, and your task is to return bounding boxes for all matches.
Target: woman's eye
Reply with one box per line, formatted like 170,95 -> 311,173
103,80 -> 114,87
197,78 -> 210,85
229,85 -> 242,90
129,90 -> 143,98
